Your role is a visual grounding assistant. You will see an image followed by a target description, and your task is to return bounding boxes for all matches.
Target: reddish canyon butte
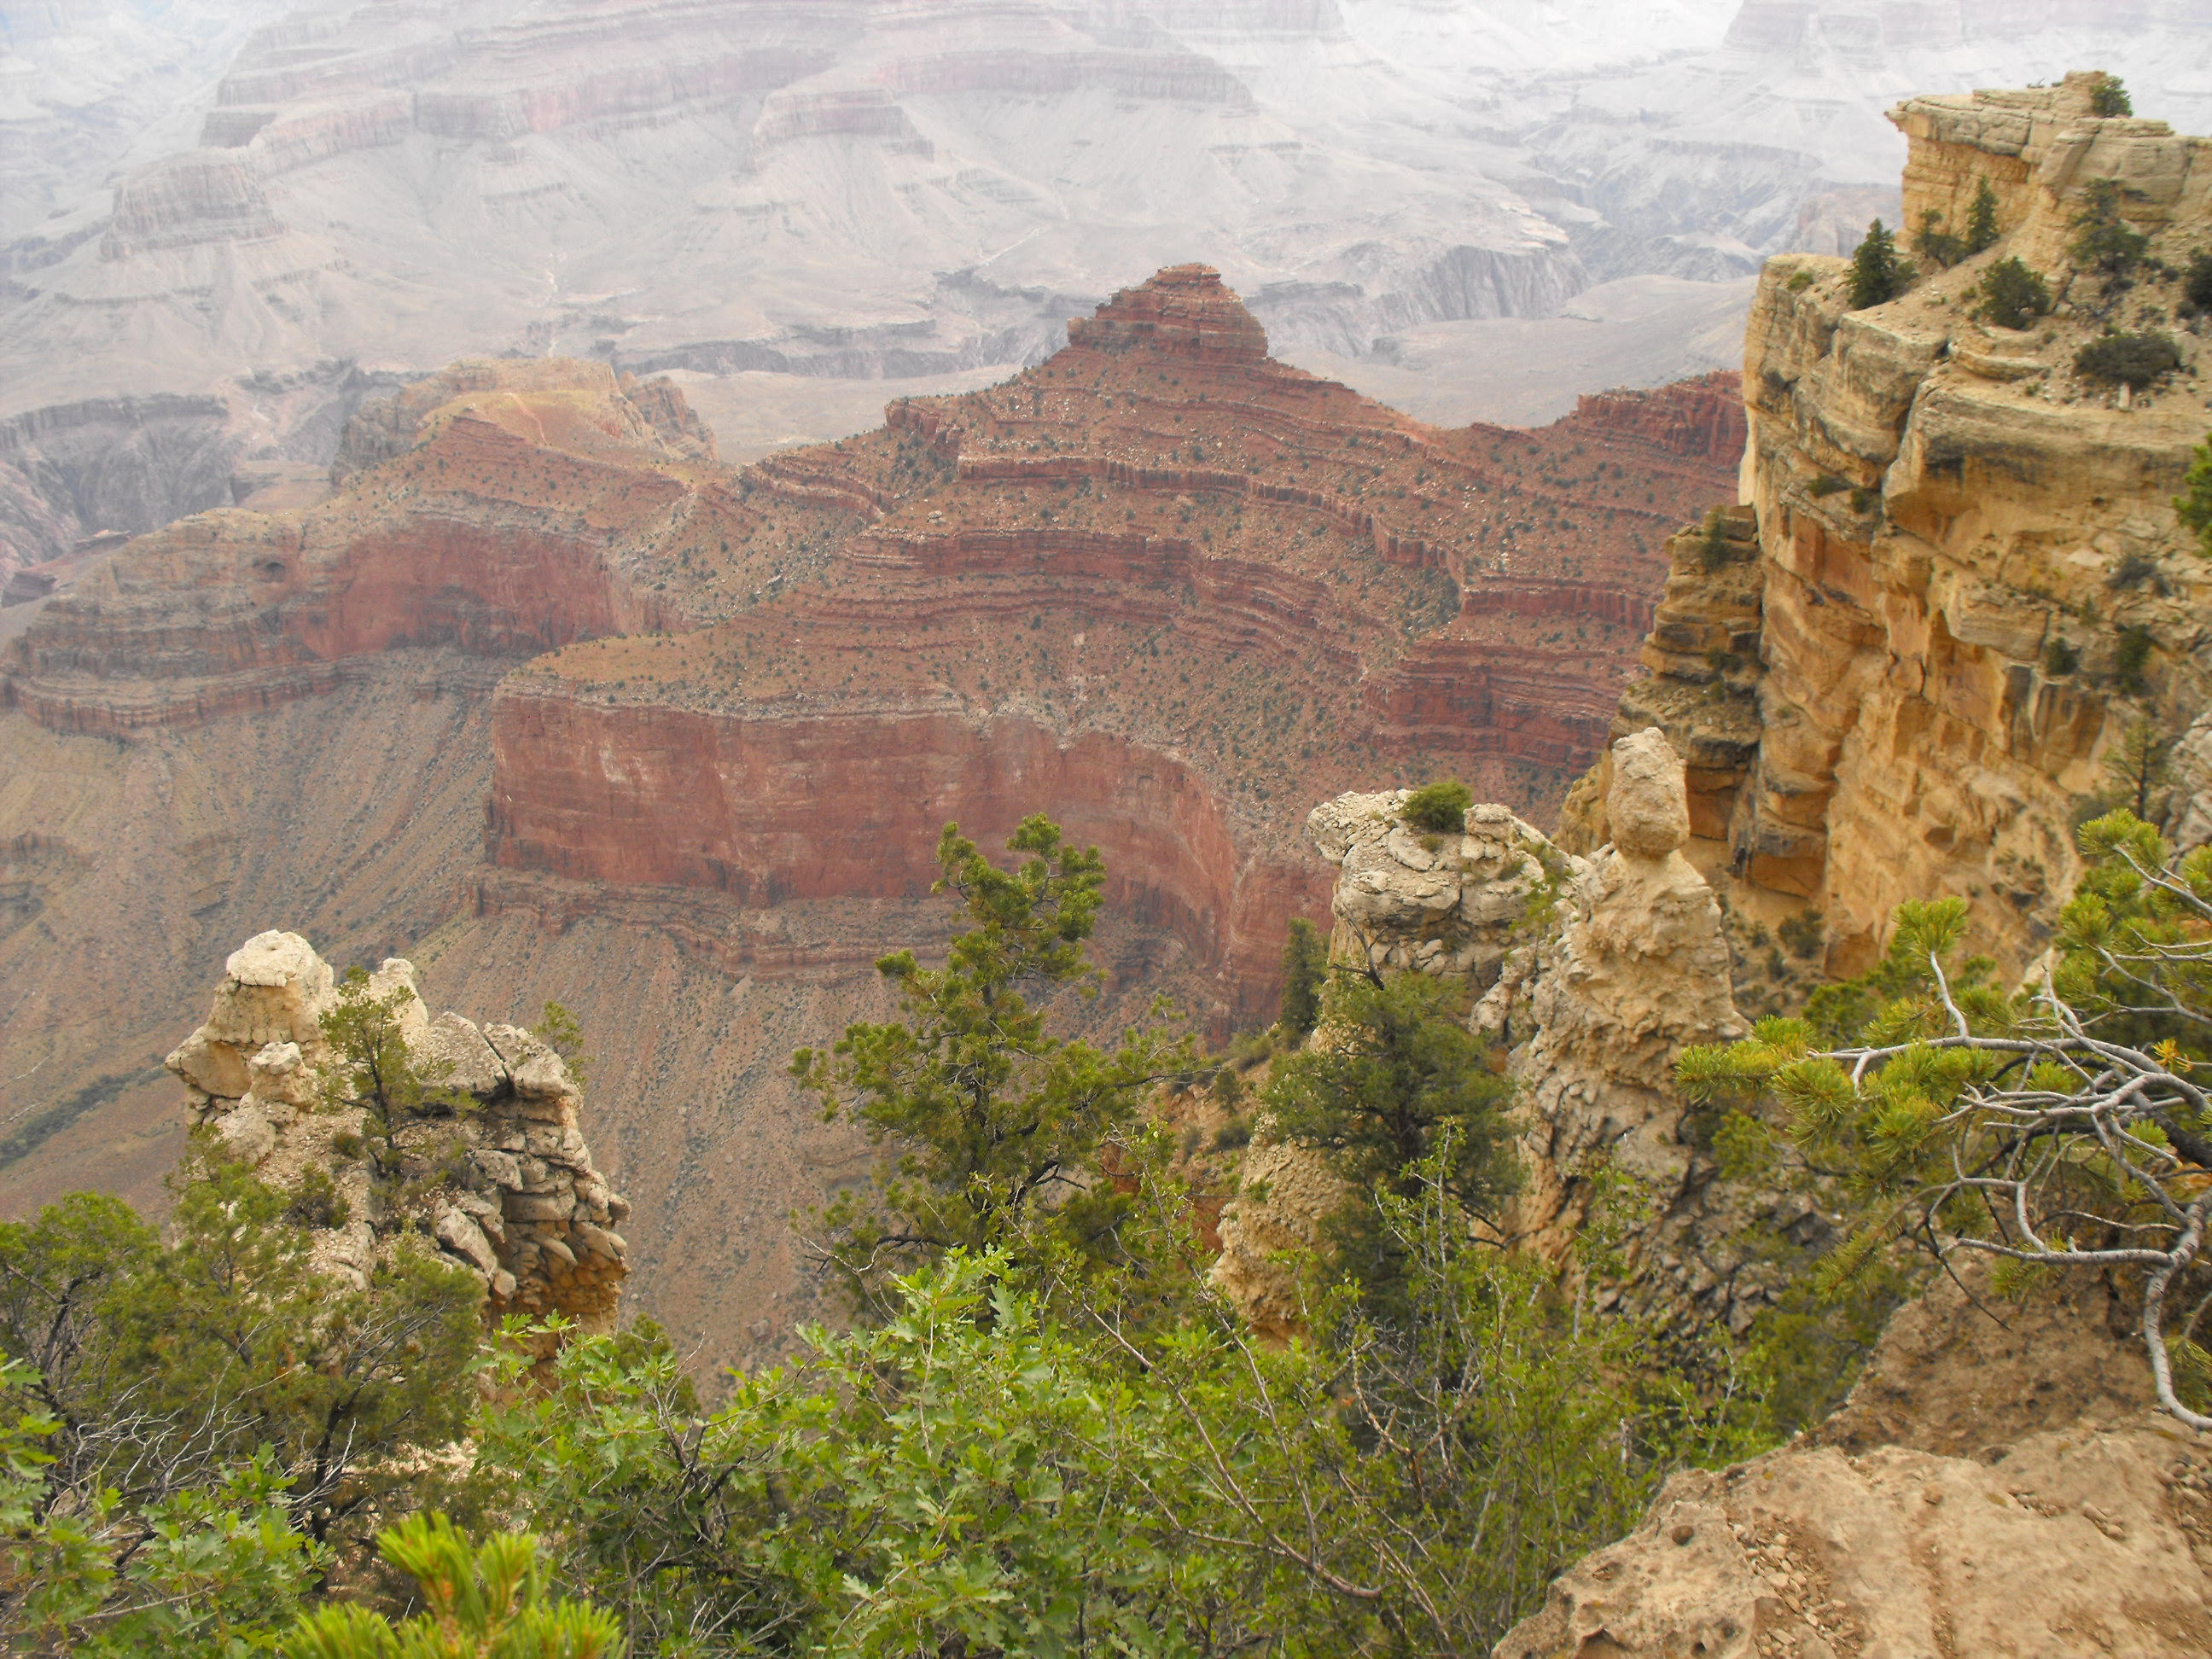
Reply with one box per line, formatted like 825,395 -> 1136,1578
0,265 -> 1741,1351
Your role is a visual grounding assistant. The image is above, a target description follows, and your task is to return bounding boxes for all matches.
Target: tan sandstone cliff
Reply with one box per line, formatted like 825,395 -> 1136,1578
1565,72 -> 2212,976
166,929 -> 629,1332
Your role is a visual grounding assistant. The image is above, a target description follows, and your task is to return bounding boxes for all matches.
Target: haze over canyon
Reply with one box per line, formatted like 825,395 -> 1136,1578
4,9 -> 2212,1365
5,0 -> 2212,579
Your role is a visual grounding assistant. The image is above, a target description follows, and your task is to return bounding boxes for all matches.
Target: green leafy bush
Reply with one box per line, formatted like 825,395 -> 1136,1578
2108,550 -> 2164,591
2042,636 -> 2080,677
287,1514 -> 620,1659
1786,268 -> 1815,293
792,815 -> 1199,1313
2075,331 -> 2180,390
1264,973 -> 1516,1307
1777,910 -> 1825,961
1975,257 -> 2051,329
1400,779 -> 1473,835
1807,473 -> 1846,498
2089,74 -> 2133,118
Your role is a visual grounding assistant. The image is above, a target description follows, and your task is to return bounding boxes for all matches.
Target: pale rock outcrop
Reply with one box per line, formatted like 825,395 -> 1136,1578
1217,736 -> 1777,1337
1307,790 -> 1556,988
1479,731 -> 1778,1336
164,930 -> 628,1331
1207,1138 -> 1347,1342
1206,790 -> 1559,1329
2171,709 -> 2212,853
1494,1260 -> 2212,1659
1557,509 -> 1764,853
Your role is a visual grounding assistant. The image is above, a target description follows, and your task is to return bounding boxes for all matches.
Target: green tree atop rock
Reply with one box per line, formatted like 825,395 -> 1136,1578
1847,219 -> 1906,308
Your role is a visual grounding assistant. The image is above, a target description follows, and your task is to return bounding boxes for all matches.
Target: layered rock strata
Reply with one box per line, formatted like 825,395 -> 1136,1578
166,928 -> 628,1330
487,271 -> 1738,1025
0,276 -> 1739,1353
1569,75 -> 2212,974
0,266 -> 1733,1025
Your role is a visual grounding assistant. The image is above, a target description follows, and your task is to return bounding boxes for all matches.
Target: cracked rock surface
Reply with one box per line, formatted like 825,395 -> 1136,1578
165,929 -> 628,1332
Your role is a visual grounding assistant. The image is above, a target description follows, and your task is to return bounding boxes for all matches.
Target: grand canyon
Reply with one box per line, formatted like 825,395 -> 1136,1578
7,1 -> 2211,588
9,3 -> 2212,1644
0,264 -> 1743,1352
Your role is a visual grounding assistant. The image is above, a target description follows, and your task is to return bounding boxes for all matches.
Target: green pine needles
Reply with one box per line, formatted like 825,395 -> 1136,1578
792,815 -> 1201,1313
1847,218 -> 1906,309
1678,814 -> 2212,1431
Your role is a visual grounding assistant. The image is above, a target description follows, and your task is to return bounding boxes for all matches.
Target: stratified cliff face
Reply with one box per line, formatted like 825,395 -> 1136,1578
5,360 -> 711,733
481,267 -> 1742,1023
1569,75 -> 2212,975
0,276 -> 1740,1354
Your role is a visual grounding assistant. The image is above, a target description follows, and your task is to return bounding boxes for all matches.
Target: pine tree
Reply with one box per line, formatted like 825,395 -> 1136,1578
1976,257 -> 2052,329
2103,718 -> 2174,820
1847,219 -> 1905,309
1964,178 -> 2001,253
1277,917 -> 1330,1038
2070,178 -> 2149,274
2089,74 -> 2133,118
793,815 -> 1197,1313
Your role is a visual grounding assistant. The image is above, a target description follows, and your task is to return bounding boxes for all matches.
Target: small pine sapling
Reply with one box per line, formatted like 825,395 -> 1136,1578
1847,218 -> 1906,308
1964,178 -> 2002,254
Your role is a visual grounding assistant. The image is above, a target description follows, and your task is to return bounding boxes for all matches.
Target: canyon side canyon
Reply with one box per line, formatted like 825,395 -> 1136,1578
5,57 -> 2212,1654
8,1 -> 2212,589
0,266 -> 1743,1354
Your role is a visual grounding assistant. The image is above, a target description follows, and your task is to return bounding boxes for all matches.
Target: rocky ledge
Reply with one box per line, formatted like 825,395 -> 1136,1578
1496,1259 -> 2211,1658
165,929 -> 629,1332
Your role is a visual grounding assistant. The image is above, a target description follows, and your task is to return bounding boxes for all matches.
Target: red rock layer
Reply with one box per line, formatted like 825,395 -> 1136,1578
4,269 -> 1742,1023
1065,265 -> 1272,367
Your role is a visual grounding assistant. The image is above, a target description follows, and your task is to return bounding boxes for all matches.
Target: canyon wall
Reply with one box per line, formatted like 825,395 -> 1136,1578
0,277 -> 1741,1353
1569,73 -> 2212,975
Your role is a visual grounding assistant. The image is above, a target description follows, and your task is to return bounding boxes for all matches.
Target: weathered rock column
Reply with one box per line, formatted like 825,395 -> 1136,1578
1481,730 -> 1783,1333
165,930 -> 629,1332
